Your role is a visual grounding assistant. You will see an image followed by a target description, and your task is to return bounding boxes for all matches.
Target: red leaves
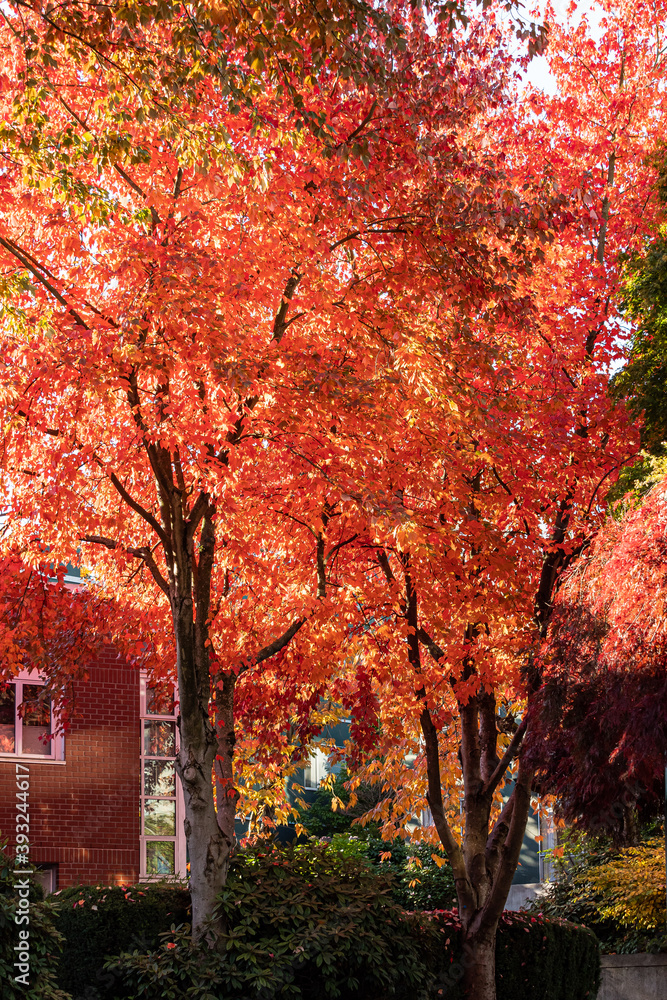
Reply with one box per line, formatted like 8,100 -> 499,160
529,479 -> 667,836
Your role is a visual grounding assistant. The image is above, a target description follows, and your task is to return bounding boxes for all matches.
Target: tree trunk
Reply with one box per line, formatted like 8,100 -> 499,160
171,518 -> 234,940
461,927 -> 497,1000
177,733 -> 231,939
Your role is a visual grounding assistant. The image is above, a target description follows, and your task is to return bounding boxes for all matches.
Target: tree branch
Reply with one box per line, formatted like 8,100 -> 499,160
485,794 -> 515,880
108,471 -> 169,547
0,235 -> 89,329
273,270 -> 301,343
482,718 -> 527,798
417,626 -> 445,663
247,617 -> 306,670
81,535 -> 170,596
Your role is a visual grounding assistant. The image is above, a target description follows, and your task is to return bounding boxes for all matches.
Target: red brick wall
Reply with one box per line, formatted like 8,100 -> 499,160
0,647 -> 141,886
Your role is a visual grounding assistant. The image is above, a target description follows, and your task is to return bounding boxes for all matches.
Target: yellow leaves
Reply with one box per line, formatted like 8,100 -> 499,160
586,839 -> 666,932
431,853 -> 448,868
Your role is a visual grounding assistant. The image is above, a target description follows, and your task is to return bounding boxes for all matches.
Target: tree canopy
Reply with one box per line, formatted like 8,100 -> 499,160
1,1 -> 667,997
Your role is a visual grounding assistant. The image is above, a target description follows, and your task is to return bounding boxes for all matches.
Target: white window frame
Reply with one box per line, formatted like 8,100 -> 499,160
538,804 -> 558,882
303,747 -> 328,789
34,864 -> 58,895
139,673 -> 186,879
0,670 -> 65,762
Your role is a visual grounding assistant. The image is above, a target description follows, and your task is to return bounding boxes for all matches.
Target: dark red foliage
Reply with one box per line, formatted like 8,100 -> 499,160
528,481 -> 667,840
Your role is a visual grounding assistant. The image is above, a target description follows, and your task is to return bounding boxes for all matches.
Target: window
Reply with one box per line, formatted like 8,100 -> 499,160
139,675 -> 186,878
0,674 -> 64,761
34,864 -> 58,895
303,748 -> 328,789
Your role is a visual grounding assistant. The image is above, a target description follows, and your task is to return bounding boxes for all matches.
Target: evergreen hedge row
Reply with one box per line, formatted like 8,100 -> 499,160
49,845 -> 599,1000
428,910 -> 600,1000
53,883 -> 190,999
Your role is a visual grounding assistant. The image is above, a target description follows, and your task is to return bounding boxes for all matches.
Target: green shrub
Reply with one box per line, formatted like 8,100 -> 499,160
0,840 -> 71,1000
313,831 -> 458,911
53,881 -> 190,999
105,845 -> 598,1000
365,837 -> 457,911
297,769 -> 381,838
110,843 -> 434,1000
298,768 -> 456,911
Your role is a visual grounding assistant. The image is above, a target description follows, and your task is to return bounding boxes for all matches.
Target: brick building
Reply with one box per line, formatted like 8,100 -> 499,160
0,651 -> 186,891
0,647 -> 548,903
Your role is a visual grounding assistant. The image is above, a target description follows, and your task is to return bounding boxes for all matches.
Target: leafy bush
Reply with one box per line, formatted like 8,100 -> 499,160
298,768 -> 456,911
0,840 -> 71,1000
587,837 -> 666,931
106,845 -> 598,1000
532,829 -> 667,954
110,843 -> 434,1000
53,881 -> 190,999
364,836 -> 457,911
310,831 -> 457,911
297,769 -> 382,838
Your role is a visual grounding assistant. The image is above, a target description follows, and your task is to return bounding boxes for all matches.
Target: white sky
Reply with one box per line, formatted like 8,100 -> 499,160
522,0 -> 605,93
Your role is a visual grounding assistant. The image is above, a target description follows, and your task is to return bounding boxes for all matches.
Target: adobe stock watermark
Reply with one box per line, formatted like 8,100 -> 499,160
14,762 -> 32,987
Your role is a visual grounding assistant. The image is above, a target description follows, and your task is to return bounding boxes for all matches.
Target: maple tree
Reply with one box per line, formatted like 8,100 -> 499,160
317,3 -> 667,997
0,0 -> 548,948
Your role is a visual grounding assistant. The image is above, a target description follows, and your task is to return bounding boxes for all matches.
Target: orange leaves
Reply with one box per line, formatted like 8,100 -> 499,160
0,0 -> 663,869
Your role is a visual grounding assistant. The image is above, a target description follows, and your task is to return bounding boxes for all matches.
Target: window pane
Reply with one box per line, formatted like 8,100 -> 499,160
21,685 -> 51,756
144,760 -> 176,797
143,721 -> 175,757
146,684 -> 175,717
146,840 -> 175,876
144,799 -> 176,836
0,686 -> 15,753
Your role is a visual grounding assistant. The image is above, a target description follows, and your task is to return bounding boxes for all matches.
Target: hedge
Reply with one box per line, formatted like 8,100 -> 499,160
427,909 -> 600,1000
53,844 -> 599,1000
53,882 -> 190,999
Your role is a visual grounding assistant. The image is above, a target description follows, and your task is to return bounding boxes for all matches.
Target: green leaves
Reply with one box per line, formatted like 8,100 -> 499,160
0,841 -> 72,1000
110,843 -> 435,999
614,231 -> 667,453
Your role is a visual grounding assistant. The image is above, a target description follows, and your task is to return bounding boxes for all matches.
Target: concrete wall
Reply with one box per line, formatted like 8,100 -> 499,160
504,881 -> 546,911
599,954 -> 667,1000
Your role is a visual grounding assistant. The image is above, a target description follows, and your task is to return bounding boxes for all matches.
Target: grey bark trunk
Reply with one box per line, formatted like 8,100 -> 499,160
461,928 -> 497,1000
172,560 -> 234,940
